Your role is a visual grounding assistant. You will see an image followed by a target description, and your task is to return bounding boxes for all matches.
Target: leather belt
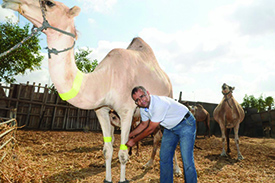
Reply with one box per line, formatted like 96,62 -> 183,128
184,111 -> 190,119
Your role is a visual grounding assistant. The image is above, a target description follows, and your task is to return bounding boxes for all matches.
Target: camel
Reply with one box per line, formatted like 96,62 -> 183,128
193,104 -> 211,138
2,1 -> 173,182
213,83 -> 245,160
181,102 -> 210,138
109,109 -> 182,176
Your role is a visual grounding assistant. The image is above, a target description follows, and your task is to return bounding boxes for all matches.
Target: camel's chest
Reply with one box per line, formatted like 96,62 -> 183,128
220,108 -> 241,127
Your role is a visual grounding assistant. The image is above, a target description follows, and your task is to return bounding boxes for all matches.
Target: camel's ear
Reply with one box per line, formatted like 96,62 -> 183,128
69,6 -> 81,17
232,87 -> 235,91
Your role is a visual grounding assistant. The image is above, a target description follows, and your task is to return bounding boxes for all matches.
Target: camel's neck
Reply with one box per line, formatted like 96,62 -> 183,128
46,32 -> 110,109
47,33 -> 78,94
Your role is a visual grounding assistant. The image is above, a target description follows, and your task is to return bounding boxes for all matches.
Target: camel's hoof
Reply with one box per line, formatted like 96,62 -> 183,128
220,152 -> 227,157
238,155 -> 244,160
104,179 -> 113,183
118,179 -> 129,183
174,169 -> 182,177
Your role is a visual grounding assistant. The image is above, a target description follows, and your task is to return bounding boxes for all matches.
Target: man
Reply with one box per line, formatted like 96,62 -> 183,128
126,86 -> 197,183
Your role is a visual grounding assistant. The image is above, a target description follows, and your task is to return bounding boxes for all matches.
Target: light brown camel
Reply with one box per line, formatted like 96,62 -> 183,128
213,83 -> 245,160
109,109 -> 182,176
2,1 -> 173,182
181,102 -> 210,138
193,104 -> 211,138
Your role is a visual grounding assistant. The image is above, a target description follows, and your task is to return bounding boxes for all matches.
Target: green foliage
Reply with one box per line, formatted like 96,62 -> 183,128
48,83 -> 58,94
241,94 -> 275,112
265,96 -> 274,110
0,19 -> 43,83
75,47 -> 98,73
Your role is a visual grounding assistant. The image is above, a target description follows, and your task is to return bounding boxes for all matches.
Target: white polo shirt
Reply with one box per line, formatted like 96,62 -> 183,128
140,95 -> 189,129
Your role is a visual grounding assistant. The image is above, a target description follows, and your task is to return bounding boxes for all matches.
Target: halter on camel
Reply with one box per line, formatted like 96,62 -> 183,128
222,88 -> 233,109
0,0 -> 76,58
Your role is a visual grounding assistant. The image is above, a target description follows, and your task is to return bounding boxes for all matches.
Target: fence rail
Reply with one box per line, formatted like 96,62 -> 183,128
0,118 -> 17,163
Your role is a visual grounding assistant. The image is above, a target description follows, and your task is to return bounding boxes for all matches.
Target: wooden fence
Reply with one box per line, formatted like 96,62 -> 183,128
0,82 -> 101,131
0,83 -> 274,137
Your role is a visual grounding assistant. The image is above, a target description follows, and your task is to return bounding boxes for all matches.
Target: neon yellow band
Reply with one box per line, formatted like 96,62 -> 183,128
59,70 -> 83,101
103,137 -> 112,142
120,144 -> 128,150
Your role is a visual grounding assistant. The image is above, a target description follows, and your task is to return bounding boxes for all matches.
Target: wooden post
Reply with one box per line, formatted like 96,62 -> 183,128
38,84 -> 48,129
51,94 -> 59,130
26,82 -> 35,127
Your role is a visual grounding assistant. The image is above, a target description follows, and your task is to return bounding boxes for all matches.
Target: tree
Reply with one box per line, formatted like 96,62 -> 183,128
241,94 -> 275,112
75,47 -> 98,73
257,95 -> 265,112
241,94 -> 258,109
265,96 -> 274,111
0,19 -> 44,83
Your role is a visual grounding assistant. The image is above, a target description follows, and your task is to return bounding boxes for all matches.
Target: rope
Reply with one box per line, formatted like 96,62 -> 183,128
0,27 -> 41,58
0,0 -> 76,58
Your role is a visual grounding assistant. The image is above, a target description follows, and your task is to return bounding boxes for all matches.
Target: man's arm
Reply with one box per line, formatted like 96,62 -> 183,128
129,120 -> 149,138
126,121 -> 160,147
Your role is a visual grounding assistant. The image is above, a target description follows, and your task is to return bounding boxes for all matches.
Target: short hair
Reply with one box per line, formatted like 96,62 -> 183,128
131,86 -> 147,98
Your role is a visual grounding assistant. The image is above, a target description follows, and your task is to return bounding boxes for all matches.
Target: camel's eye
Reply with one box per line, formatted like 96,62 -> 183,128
45,0 -> 55,7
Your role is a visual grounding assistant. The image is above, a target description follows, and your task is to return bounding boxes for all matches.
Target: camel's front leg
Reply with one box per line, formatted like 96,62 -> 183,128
118,111 -> 134,183
234,123 -> 244,160
219,123 -> 227,157
95,107 -> 114,183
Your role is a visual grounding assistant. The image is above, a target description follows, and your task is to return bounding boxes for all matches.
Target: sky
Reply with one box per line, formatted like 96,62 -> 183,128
0,0 -> 275,104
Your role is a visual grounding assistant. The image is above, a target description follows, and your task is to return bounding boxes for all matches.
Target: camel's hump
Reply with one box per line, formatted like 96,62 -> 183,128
127,37 -> 153,53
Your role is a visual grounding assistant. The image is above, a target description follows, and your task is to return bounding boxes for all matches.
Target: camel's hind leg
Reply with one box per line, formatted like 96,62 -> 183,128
226,128 -> 231,154
173,153 -> 182,176
234,123 -> 244,160
144,129 -> 162,168
144,129 -> 182,176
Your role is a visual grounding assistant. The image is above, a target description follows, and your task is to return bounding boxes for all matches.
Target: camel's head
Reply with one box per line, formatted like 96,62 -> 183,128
196,104 -> 203,109
2,0 -> 80,36
109,109 -> 121,127
222,83 -> 235,95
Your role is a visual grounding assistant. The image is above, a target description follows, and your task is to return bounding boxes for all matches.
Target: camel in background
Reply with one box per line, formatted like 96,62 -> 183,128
2,1 -> 173,182
193,104 -> 211,138
109,109 -> 182,176
181,101 -> 210,138
213,83 -> 245,160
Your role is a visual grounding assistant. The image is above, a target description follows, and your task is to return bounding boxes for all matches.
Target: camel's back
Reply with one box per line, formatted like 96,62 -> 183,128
127,37 -> 172,97
95,37 -> 172,98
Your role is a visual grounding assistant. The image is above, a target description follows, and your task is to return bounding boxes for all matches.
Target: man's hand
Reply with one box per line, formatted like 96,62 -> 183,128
126,138 -> 136,147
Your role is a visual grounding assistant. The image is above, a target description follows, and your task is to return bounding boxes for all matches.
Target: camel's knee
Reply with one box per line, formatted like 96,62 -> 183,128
103,143 -> 113,160
118,149 -> 129,165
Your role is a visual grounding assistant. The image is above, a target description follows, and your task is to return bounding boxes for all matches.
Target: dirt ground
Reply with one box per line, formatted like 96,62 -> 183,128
1,130 -> 275,183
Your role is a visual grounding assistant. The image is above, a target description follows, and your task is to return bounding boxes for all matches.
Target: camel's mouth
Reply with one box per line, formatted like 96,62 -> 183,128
2,1 -> 44,28
222,83 -> 228,90
2,1 -> 21,12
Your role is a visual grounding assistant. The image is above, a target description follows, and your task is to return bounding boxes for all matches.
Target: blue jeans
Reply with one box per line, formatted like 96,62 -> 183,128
160,112 -> 197,183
